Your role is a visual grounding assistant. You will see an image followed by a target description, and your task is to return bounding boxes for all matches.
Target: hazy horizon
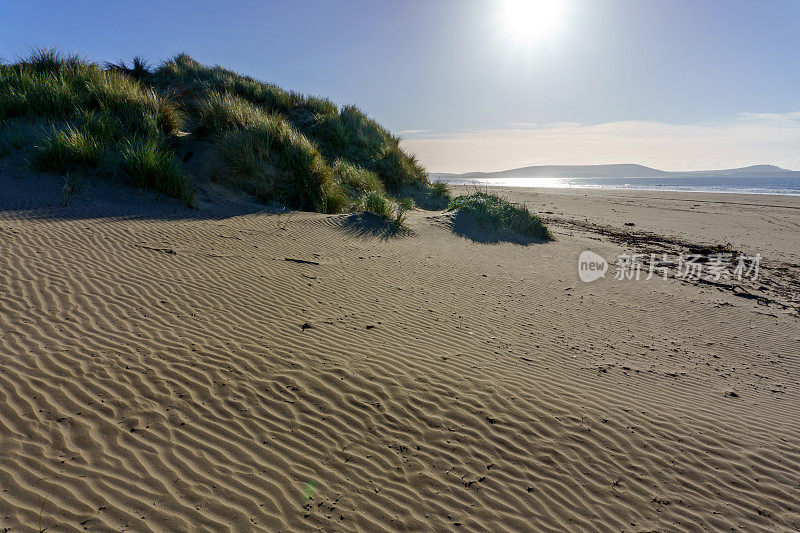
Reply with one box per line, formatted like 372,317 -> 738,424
3,0 -> 799,173
428,160 -> 800,176
402,113 -> 800,174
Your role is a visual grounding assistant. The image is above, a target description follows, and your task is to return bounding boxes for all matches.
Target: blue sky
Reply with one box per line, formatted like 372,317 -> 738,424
2,0 -> 799,172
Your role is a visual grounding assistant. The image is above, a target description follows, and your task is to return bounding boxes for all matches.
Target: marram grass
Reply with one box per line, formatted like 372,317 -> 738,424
119,137 -> 193,205
449,191 -> 552,241
33,125 -> 103,172
1,49 -> 469,230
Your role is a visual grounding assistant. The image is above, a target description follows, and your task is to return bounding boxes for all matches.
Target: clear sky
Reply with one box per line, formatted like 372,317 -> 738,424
2,0 -> 799,172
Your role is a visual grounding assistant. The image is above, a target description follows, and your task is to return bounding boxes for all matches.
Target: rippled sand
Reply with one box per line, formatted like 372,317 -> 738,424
1,172 -> 799,531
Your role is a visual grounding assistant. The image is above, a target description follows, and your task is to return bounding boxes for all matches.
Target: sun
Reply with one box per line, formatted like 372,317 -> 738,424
497,0 -> 568,45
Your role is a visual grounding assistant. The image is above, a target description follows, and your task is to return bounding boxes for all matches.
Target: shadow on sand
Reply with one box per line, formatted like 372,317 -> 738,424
0,166 -> 288,223
337,212 -> 407,241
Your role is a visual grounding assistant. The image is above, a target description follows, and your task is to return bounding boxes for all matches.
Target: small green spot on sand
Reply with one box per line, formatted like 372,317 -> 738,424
302,481 -> 316,500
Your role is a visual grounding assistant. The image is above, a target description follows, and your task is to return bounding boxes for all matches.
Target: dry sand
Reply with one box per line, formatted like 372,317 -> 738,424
1,171 -> 799,532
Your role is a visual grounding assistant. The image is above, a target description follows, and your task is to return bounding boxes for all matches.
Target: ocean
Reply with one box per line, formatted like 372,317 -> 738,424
436,176 -> 800,196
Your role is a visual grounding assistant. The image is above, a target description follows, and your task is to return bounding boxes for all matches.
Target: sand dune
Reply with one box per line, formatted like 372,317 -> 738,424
1,172 -> 799,531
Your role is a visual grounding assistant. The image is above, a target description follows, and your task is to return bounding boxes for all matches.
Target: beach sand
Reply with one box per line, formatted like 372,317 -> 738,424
1,171 -> 799,531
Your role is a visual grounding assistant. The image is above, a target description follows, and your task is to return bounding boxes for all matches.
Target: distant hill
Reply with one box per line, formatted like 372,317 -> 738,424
431,164 -> 800,180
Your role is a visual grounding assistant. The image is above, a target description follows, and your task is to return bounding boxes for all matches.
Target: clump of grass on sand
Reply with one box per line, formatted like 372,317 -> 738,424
364,193 -> 413,229
60,173 -> 85,206
430,181 -> 450,200
449,191 -> 552,241
119,137 -> 193,204
33,125 -> 103,172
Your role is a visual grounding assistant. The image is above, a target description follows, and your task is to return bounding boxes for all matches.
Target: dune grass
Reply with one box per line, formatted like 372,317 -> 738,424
0,50 -> 182,136
195,92 -> 268,136
1,49 -> 441,220
60,173 -> 85,206
358,192 -> 414,230
33,125 -> 103,172
215,117 -> 345,212
333,159 -> 384,195
1,49 -> 191,203
430,181 -> 450,199
449,191 -> 552,241
151,54 -> 427,193
119,137 -> 193,205
0,119 -> 35,157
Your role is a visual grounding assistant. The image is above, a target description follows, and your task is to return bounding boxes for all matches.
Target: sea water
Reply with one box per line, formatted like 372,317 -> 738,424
437,176 -> 800,196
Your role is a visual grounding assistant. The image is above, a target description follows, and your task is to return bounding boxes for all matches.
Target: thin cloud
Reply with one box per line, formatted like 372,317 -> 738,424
400,113 -> 800,173
397,129 -> 433,136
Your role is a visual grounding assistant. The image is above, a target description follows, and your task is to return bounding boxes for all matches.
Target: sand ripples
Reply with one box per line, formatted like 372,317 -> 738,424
0,178 -> 799,531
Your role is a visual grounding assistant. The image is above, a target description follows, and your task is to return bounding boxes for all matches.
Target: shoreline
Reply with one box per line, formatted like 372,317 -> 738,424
440,182 -> 800,197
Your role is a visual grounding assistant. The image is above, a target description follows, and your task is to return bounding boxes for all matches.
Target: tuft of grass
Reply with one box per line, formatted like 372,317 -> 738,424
332,159 -> 384,194
25,48 -> 81,73
33,125 -> 103,172
363,190 -> 393,220
119,137 -> 193,205
195,92 -> 267,136
394,196 -> 414,228
215,116 -> 342,212
105,56 -> 152,80
360,191 -> 413,230
430,181 -> 450,200
152,90 -> 183,136
449,192 -> 552,241
60,173 -> 85,206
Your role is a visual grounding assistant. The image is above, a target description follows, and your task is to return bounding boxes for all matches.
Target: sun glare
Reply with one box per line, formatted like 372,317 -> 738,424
498,0 -> 568,45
